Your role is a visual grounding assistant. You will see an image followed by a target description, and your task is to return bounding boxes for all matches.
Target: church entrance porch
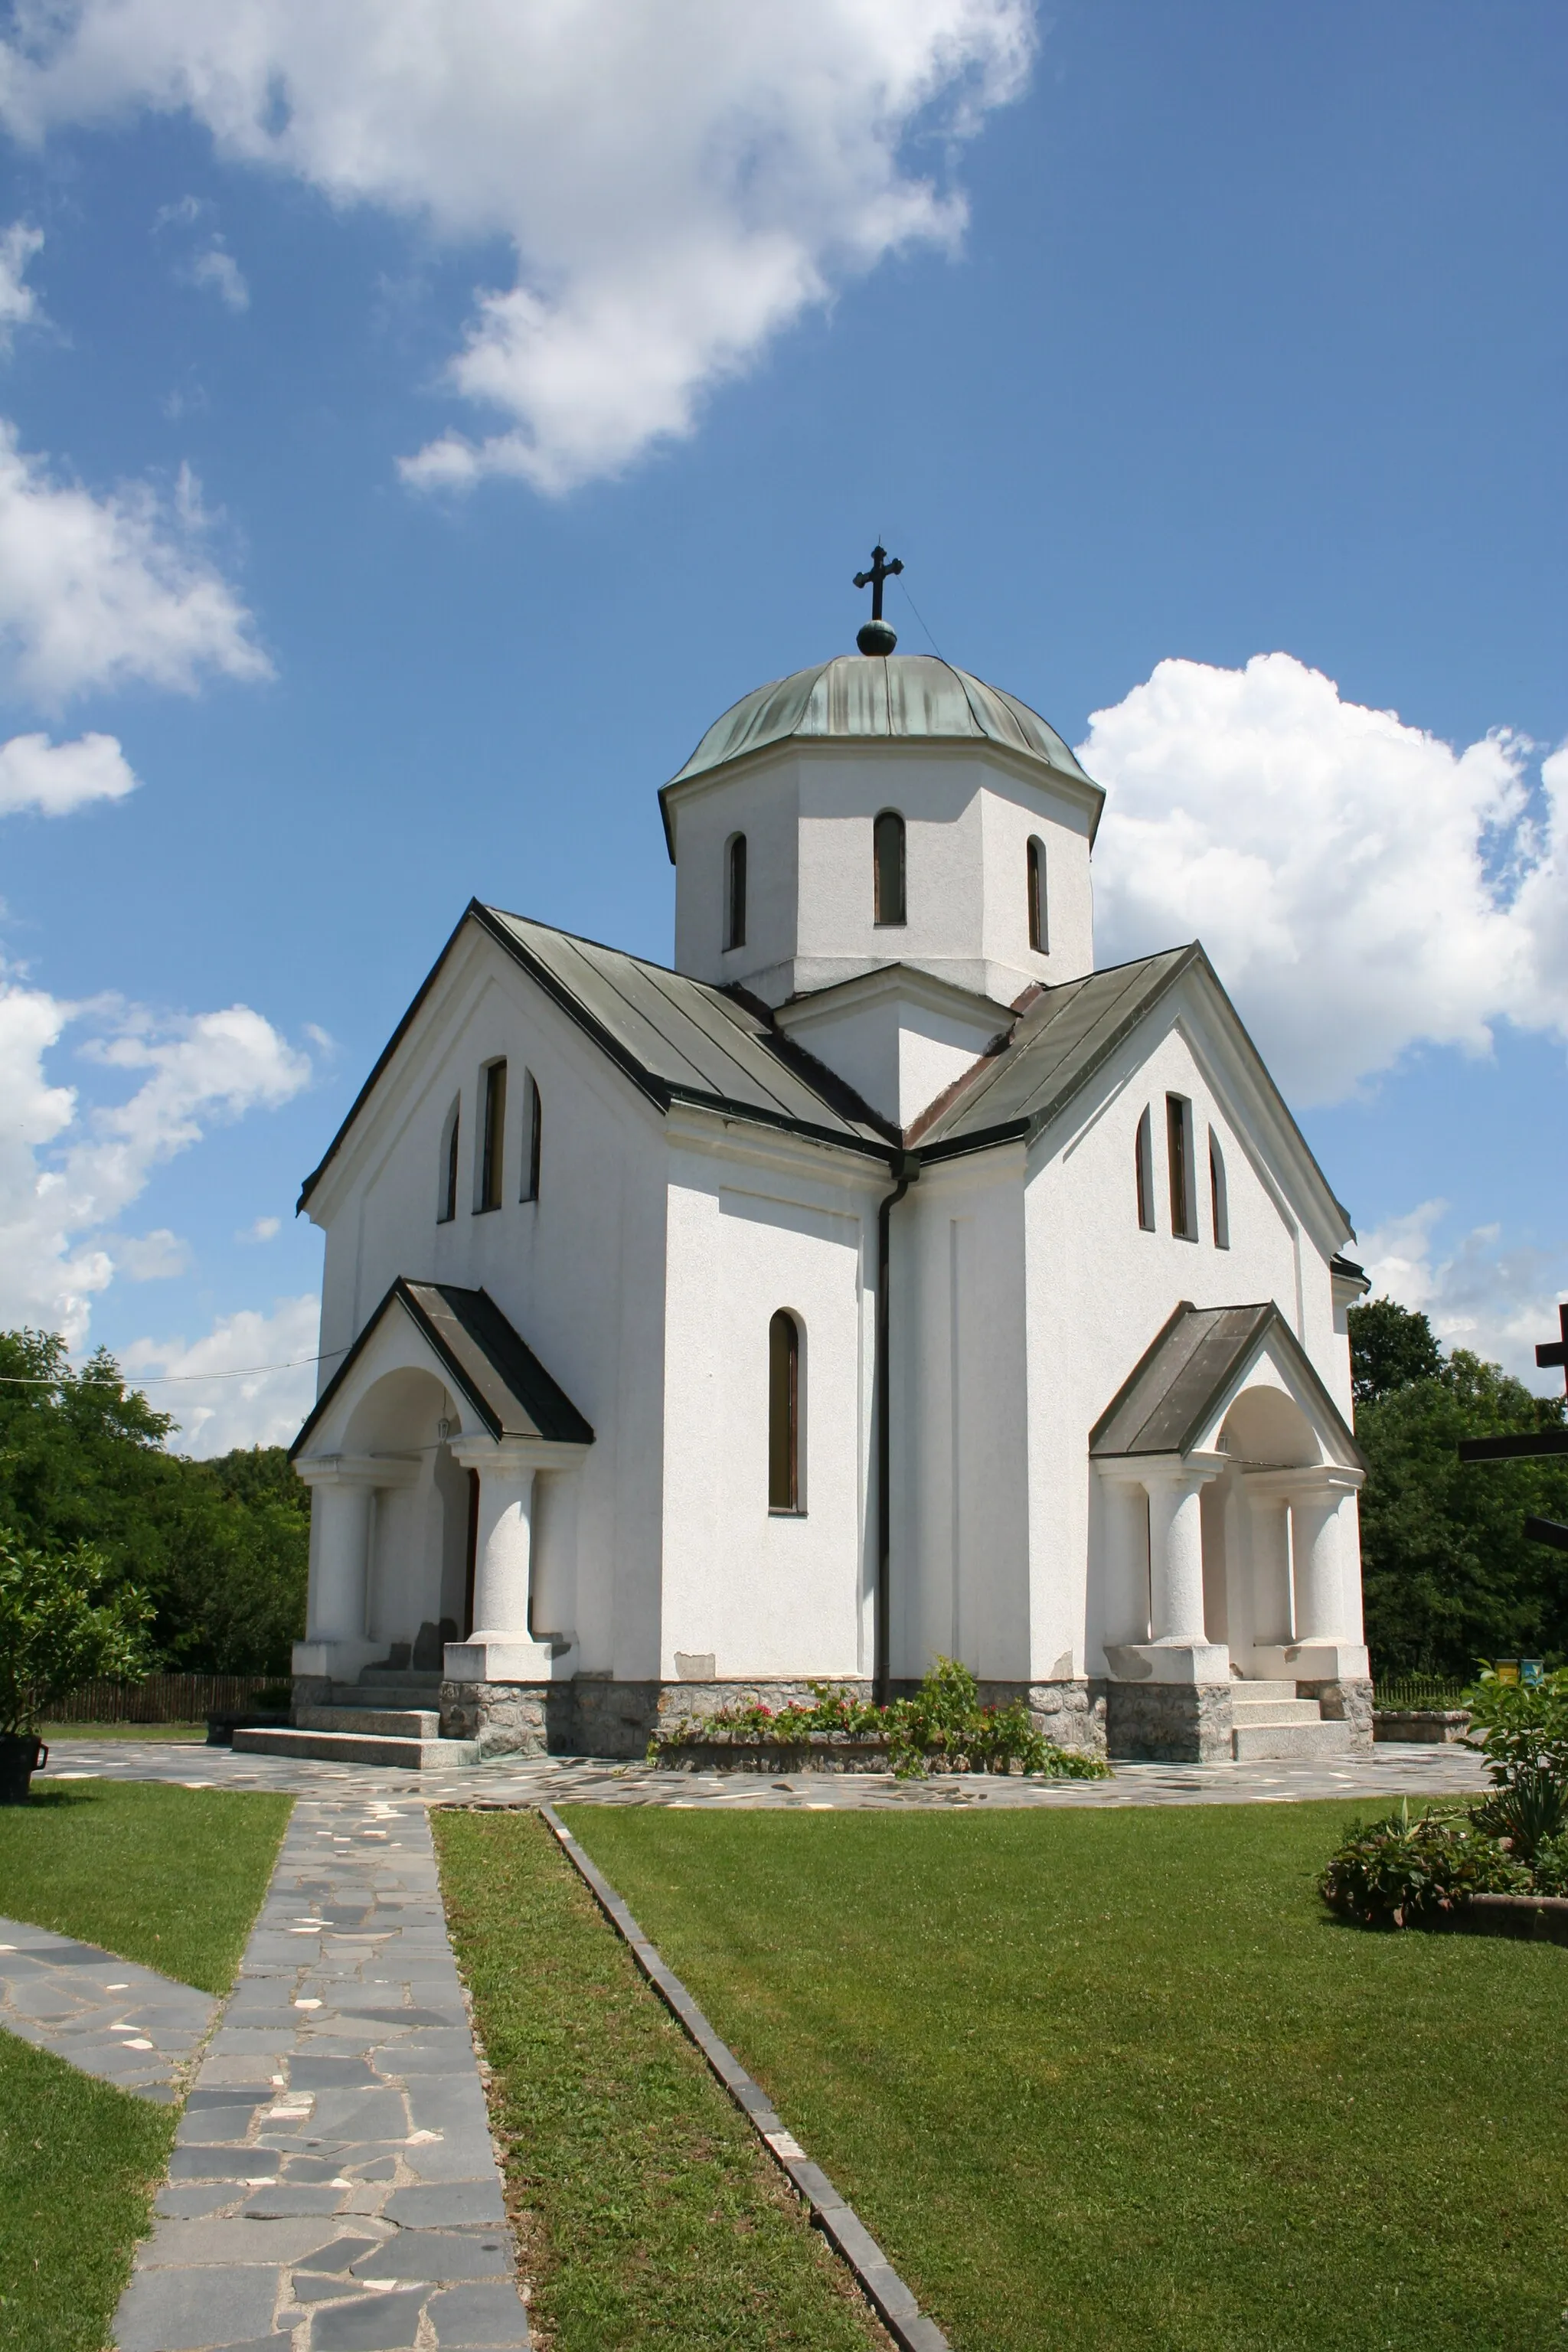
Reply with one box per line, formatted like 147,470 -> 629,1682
1090,1302 -> 1373,1765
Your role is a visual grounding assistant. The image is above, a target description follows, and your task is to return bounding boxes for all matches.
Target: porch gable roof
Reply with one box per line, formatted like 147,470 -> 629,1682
1089,1299 -> 1364,1468
290,1278 -> 594,1459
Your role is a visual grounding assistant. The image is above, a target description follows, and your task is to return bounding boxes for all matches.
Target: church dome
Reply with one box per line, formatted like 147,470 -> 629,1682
668,653 -> 1093,789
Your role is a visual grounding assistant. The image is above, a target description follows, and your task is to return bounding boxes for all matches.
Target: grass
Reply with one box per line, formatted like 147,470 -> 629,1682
0,1776 -> 289,2351
565,1799 -> 1568,2352
433,1806 -> 886,2352
40,1722 -> 207,1743
0,2037 -> 176,2352
0,1777 -> 290,1993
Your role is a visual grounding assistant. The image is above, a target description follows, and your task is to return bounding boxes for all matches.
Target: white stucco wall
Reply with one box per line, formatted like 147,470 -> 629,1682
658,1121 -> 882,1679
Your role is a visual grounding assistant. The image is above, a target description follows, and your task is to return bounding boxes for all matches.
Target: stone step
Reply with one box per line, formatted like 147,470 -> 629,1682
234,1726 -> 481,1768
355,1668 -> 443,1693
336,1684 -> 442,1712
1230,1680 -> 1300,1704
294,1707 -> 442,1738
1232,1717 -> 1354,1762
1229,1697 -> 1322,1726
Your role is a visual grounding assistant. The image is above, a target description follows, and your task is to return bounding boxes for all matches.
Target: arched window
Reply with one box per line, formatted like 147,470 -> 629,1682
438,1096 -> 461,1224
477,1059 -> 506,1212
768,1309 -> 802,1513
1027,836 -> 1048,954
873,810 -> 906,926
1167,1093 -> 1197,1240
521,1072 -> 542,1204
1209,1129 -> 1230,1249
725,833 -> 747,952
1135,1106 -> 1155,1232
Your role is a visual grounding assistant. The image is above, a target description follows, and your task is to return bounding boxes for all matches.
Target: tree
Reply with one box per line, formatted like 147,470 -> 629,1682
1348,1302 -> 1568,1677
0,1534 -> 154,1738
0,1328 -> 309,1674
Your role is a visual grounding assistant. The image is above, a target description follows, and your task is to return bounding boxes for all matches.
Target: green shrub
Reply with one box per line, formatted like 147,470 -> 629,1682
1473,1764 -> 1568,1861
1530,1832 -> 1568,1896
1319,1800 -> 1527,1929
0,1533 -> 154,1738
1463,1663 -> 1568,1782
651,1655 -> 1112,1780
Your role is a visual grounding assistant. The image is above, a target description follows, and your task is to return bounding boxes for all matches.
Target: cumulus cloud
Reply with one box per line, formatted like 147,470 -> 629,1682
124,1292 -> 321,1455
1083,652 -> 1568,1105
115,1225 -> 188,1279
237,1213 -> 280,1243
0,978 -> 310,1347
185,241 -> 248,311
0,424 -> 270,704
1360,1200 -> 1568,1395
0,0 -> 1034,492
0,219 -> 43,343
0,729 -> 137,814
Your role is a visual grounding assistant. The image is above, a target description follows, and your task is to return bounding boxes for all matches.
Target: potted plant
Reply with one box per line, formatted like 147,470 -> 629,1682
0,1532 -> 154,1802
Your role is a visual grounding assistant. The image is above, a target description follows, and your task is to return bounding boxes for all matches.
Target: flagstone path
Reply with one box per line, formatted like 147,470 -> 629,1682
112,1788 -> 528,2352
0,1919 -> 218,2102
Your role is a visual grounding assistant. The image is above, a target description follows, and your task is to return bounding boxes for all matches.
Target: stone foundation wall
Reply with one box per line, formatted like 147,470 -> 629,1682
439,1679 -> 572,1759
437,1674 -> 877,1760
1298,1675 -> 1376,1754
289,1676 -> 333,1717
978,1678 -> 1109,1759
1106,1681 -> 1233,1764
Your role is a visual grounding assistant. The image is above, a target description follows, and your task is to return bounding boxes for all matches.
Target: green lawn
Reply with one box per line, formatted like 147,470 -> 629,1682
0,1778 -> 289,2352
0,1778 -> 290,1994
0,2038 -> 176,2352
565,1800 -> 1568,2352
433,1807 -> 884,2352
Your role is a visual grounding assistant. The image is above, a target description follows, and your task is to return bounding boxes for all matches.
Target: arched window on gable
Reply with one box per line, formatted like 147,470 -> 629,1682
1027,836 -> 1048,954
521,1072 -> 542,1204
476,1059 -> 507,1212
1135,1106 -> 1155,1232
1209,1129 -> 1230,1249
1167,1093 -> 1197,1240
768,1309 -> 802,1514
874,810 -> 906,926
725,833 -> 747,952
438,1096 -> 461,1224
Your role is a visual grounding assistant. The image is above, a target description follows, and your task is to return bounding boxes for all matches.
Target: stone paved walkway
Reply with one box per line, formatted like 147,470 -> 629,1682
0,1917 -> 218,2102
38,1735 -> 1491,1810
113,1788 -> 528,2352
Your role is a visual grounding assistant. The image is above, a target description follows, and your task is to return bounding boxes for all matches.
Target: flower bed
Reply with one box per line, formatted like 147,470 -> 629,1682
650,1657 -> 1112,1781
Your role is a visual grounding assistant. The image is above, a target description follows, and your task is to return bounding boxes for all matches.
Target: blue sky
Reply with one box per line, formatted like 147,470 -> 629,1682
0,0 -> 1563,1449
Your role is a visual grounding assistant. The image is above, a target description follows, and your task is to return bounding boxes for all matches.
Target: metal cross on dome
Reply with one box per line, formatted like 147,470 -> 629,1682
1457,1301 -> 1568,1555
853,544 -> 903,656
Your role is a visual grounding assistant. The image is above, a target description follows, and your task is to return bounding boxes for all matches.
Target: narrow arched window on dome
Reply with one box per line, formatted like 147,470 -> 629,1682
724,833 -> 747,952
437,1095 -> 461,1224
1027,835 -> 1048,954
769,1309 -> 802,1513
874,811 -> 906,927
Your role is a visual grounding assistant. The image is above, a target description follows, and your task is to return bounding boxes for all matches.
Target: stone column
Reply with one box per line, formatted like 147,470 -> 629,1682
292,1454 -> 420,1682
1245,1485 -> 1293,1648
1243,1464 -> 1369,1689
444,1436 -> 573,1684
1144,1464 -> 1215,1645
1291,1473 -> 1354,1643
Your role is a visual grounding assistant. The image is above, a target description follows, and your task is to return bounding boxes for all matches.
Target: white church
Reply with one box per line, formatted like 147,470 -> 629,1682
270,566 -> 1375,1770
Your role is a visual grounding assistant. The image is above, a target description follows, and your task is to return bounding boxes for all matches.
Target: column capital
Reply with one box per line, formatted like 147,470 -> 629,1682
1135,1451 -> 1227,1497
294,1452 -> 420,1491
1241,1463 -> 1363,1501
448,1433 -> 586,1478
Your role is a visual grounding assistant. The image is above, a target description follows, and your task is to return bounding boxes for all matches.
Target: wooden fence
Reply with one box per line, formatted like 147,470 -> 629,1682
46,1673 -> 283,1724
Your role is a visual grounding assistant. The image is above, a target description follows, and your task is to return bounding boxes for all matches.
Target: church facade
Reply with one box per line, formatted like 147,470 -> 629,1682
287,622 -> 1374,1766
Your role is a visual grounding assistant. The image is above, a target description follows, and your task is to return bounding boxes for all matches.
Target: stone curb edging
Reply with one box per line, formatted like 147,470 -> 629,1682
535,1801 -> 950,2352
1429,1892 -> 1568,1945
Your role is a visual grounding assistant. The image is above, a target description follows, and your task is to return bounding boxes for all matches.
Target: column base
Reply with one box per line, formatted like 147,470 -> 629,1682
444,1636 -> 568,1682
1103,1641 -> 1232,1685
1251,1642 -> 1370,1683
977,1679 -> 1109,1759
292,1638 -> 384,1684
1107,1681 -> 1235,1763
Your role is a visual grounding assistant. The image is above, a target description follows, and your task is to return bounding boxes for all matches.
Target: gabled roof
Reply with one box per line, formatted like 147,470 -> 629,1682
290,1278 -> 593,1459
908,942 -> 1351,1230
1089,1299 -> 1364,1468
296,900 -> 898,1211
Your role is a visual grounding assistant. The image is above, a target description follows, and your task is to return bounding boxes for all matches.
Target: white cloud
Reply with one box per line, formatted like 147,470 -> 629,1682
0,729 -> 137,814
0,978 -> 310,1347
115,1225 -> 188,1279
0,424 -> 270,704
1083,652 -> 1568,1105
185,240 -> 249,312
0,220 -> 42,344
125,1292 -> 321,1455
0,0 -> 1034,492
237,1213 -> 280,1243
1360,1200 -> 1568,1394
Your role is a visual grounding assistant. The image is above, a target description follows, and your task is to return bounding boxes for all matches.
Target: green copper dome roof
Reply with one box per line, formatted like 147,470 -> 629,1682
668,653 -> 1095,790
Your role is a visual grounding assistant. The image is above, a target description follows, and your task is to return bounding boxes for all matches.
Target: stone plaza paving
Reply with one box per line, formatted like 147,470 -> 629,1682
12,1736 -> 1492,2349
